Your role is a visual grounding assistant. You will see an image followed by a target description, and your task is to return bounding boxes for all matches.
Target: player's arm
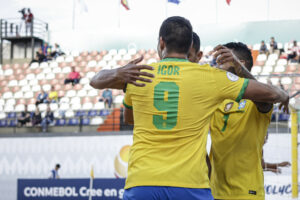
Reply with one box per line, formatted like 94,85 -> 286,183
213,45 -> 272,113
124,107 -> 134,125
90,56 -> 154,89
212,45 -> 288,113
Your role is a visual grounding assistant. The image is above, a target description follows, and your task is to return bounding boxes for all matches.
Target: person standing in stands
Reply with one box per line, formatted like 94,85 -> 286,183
64,66 -> 81,86
36,89 -> 48,106
42,42 -> 50,57
287,40 -> 300,63
25,8 -> 33,36
49,164 -> 60,179
41,106 -> 54,132
17,105 -> 31,127
269,37 -> 278,53
100,89 -> 113,109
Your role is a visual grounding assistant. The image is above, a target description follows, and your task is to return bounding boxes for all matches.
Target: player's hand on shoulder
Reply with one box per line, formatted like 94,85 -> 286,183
117,56 -> 155,87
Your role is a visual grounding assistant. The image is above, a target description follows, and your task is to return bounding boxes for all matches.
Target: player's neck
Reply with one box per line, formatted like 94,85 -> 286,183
163,53 -> 187,60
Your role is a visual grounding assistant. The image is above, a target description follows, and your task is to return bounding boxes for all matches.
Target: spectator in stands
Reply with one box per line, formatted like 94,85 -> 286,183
64,67 -> 81,86
259,40 -> 268,54
30,48 -> 47,65
36,89 -> 48,106
41,106 -> 54,132
17,105 -> 31,127
287,40 -> 300,63
18,8 -> 26,36
42,42 -> 50,57
49,164 -> 60,179
269,37 -> 278,53
48,86 -> 58,103
32,107 -> 42,126
25,8 -> 34,36
100,89 -> 113,109
50,43 -> 64,58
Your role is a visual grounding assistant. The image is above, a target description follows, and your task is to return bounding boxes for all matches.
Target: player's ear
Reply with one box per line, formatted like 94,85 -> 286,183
159,37 -> 165,51
196,51 -> 203,63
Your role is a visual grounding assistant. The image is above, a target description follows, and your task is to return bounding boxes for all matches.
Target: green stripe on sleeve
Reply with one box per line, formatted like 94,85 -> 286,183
123,100 -> 133,109
235,78 -> 249,102
221,79 -> 249,132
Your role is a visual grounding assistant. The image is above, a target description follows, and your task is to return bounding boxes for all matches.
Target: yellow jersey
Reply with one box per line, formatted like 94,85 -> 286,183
123,58 -> 249,189
49,91 -> 58,101
210,99 -> 273,200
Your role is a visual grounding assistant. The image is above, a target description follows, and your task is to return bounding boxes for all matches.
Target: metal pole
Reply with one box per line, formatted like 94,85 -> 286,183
31,19 -> 34,60
4,21 -> 7,37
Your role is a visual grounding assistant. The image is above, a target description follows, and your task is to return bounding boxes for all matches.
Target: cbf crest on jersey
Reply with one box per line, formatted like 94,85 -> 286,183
226,72 -> 239,82
224,102 -> 234,112
238,100 -> 246,109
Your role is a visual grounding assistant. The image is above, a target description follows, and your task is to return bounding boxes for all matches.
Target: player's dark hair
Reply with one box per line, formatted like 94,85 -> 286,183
192,32 -> 201,53
224,42 -> 253,71
56,164 -> 60,169
159,16 -> 193,54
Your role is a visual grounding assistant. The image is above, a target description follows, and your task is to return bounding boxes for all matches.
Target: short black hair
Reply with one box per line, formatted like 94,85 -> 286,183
159,16 -> 193,54
224,42 -> 253,71
192,32 -> 201,53
56,164 -> 60,169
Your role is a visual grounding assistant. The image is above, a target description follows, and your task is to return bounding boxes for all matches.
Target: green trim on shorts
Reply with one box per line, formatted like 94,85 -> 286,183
123,100 -> 133,109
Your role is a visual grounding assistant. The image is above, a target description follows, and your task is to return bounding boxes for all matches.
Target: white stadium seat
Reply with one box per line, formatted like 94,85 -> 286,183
274,65 -> 285,73
62,66 -> 71,73
14,91 -> 23,99
90,117 -> 104,125
256,54 -> 267,62
24,91 -> 34,99
147,58 -> 157,64
36,73 -> 46,80
86,71 -> 96,79
26,73 -> 35,80
50,62 -> 58,68
40,62 -> 49,68
128,48 -> 137,55
281,77 -> 292,85
114,95 -> 124,104
29,62 -> 39,69
60,103 -> 70,111
60,97 -> 70,103
65,110 -> 75,118
87,90 -> 98,97
87,60 -> 97,68
6,99 -> 16,106
4,69 -> 13,76
52,67 -> 62,74
109,49 -> 118,56
118,49 -> 127,56
4,105 -> 14,112
46,73 -> 55,80
71,104 -> 82,110
28,79 -> 38,86
277,59 -> 287,66
22,85 -> 31,92
98,60 -> 107,67
54,110 -> 60,118
71,50 -> 79,57
82,102 -> 93,110
65,56 -> 74,62
3,92 -> 13,99
265,59 -> 276,66
66,90 -> 76,98
94,102 -> 105,110
28,104 -> 36,112
50,103 -> 59,111
123,54 -> 131,61
42,84 -> 51,92
8,80 -> 18,87
38,103 -> 48,112
56,56 -> 64,63
15,104 -> 25,112
253,43 -> 260,50
0,99 -> 5,106
43,68 -> 52,74
270,78 -> 279,85
32,85 -> 41,92
19,79 -> 28,86
80,78 -> 90,85
70,97 -> 81,104
77,90 -> 87,97
0,112 -> 6,120
258,77 -> 268,84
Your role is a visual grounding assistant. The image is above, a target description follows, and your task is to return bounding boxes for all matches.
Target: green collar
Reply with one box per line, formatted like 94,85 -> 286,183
160,57 -> 189,62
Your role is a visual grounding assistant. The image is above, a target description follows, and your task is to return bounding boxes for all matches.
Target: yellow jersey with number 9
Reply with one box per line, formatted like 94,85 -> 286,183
123,58 -> 249,189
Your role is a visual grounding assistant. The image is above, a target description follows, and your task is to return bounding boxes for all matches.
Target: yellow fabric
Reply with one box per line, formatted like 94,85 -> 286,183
210,100 -> 273,200
49,91 -> 58,101
123,58 -> 248,189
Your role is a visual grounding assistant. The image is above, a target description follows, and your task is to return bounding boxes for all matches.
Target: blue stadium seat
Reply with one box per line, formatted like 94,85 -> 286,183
81,118 -> 90,125
8,120 -> 17,127
75,111 -> 87,117
99,110 -> 110,116
7,112 -> 17,119
279,113 -> 289,121
68,118 -> 79,126
55,119 -> 66,126
0,120 -> 8,127
88,110 -> 98,117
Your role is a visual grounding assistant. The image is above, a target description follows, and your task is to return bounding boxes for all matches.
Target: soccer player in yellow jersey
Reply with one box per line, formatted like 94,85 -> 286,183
91,16 -> 289,199
119,17 -> 290,199
209,42 -> 280,200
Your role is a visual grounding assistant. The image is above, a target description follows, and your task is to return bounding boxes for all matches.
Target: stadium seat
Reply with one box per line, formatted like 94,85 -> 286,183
36,73 -> 46,80
60,103 -> 70,111
56,56 -> 64,63
67,118 -> 79,126
7,112 -> 16,119
81,118 -> 90,125
65,110 -> 75,118
49,103 -> 58,111
4,105 -> 14,112
94,102 -> 105,110
32,85 -> 41,92
0,99 -> 4,106
55,119 -> 66,126
28,104 -> 36,112
3,92 -> 13,99
274,65 -> 285,73
20,79 -> 29,86
281,77 -> 292,85
88,110 -> 98,117
257,77 -> 268,84
38,103 -> 48,112
86,71 -> 96,79
0,112 -> 6,120
6,98 -> 16,106
4,69 -> 13,76
8,119 -> 17,127
256,54 -> 267,62
14,91 -> 23,99
71,50 -> 80,57
82,102 -> 93,110
65,56 -> 74,62
52,67 -> 62,74
42,84 -> 51,92
60,97 -> 70,103
77,89 -> 87,97
66,90 -> 76,98
90,117 -> 104,125
265,59 -> 276,66
22,85 -> 31,92
87,60 -> 97,68
0,120 -> 8,127
75,111 -> 87,117
114,95 -> 124,104
71,104 -> 82,110
8,80 -> 18,87
62,66 -> 71,73
87,90 -> 98,97
70,97 -> 81,104
15,104 -> 25,112
99,110 -> 110,116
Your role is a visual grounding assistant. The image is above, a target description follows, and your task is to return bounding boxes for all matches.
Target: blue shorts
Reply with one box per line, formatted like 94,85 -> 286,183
123,186 -> 214,200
